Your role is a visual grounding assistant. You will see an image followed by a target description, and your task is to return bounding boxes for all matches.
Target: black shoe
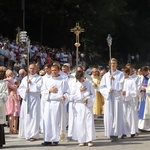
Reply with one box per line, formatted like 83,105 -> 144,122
53,142 -> 58,146
3,124 -> 7,127
110,136 -> 118,142
66,125 -> 68,130
131,134 -> 135,138
135,132 -> 139,136
41,142 -> 52,146
121,134 -> 127,139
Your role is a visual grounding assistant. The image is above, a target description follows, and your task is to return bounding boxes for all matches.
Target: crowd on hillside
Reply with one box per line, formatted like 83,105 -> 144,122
0,34 -> 87,72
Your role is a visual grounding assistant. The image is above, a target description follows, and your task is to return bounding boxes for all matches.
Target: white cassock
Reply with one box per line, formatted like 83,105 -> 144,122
66,74 -> 75,138
70,80 -> 96,143
59,71 -> 68,80
40,73 -> 51,133
99,70 -> 124,137
18,74 -> 43,140
42,75 -> 70,142
129,73 -> 141,133
122,78 -> 137,135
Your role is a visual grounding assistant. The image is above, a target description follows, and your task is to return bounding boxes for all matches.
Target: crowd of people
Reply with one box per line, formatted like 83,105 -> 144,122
0,35 -> 150,148
0,35 -> 87,72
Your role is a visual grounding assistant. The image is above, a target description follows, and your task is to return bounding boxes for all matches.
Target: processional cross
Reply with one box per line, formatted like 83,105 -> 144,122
70,23 -> 84,68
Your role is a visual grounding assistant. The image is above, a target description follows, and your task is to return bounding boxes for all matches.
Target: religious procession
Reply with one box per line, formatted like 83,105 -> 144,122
0,32 -> 150,149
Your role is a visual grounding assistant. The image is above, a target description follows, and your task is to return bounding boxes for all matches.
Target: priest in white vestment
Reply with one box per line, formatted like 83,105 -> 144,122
42,65 -> 70,146
99,58 -> 124,142
70,70 -> 96,147
18,64 -> 43,141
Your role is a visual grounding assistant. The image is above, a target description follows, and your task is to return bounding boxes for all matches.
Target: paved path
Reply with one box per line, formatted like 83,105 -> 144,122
3,118 -> 150,150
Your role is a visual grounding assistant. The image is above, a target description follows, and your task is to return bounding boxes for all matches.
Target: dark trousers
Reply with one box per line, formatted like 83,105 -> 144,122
0,124 -> 5,147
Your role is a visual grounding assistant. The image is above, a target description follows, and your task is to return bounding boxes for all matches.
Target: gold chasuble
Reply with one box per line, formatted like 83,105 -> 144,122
91,75 -> 104,115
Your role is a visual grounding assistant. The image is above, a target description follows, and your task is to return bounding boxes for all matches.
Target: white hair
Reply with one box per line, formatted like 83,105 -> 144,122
19,69 -> 26,75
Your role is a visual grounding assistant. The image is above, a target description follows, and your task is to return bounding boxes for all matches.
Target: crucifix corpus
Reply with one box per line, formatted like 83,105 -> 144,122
70,23 -> 84,68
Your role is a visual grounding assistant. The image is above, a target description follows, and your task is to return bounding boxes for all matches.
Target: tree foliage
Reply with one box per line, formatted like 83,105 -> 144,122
0,0 -> 150,62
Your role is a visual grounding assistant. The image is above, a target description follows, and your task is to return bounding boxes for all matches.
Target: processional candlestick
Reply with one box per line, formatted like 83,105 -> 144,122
70,23 -> 84,68
19,31 -> 30,114
107,34 -> 112,74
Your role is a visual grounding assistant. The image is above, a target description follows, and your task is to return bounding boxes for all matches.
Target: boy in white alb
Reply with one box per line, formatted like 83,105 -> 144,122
121,67 -> 137,138
70,70 -> 96,147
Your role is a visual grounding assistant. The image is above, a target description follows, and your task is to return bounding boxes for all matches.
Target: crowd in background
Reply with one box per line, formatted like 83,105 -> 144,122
0,34 -> 88,72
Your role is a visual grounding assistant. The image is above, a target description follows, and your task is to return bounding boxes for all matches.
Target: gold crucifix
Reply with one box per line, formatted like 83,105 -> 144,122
70,23 -> 84,68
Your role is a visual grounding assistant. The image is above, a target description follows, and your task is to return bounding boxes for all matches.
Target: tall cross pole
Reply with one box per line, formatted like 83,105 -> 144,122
70,23 -> 84,68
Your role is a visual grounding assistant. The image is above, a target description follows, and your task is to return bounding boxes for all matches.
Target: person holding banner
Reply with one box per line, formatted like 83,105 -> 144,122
18,64 -> 43,141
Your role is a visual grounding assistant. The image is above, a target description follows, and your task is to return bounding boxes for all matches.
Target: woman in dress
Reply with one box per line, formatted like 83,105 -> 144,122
4,69 -> 18,134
